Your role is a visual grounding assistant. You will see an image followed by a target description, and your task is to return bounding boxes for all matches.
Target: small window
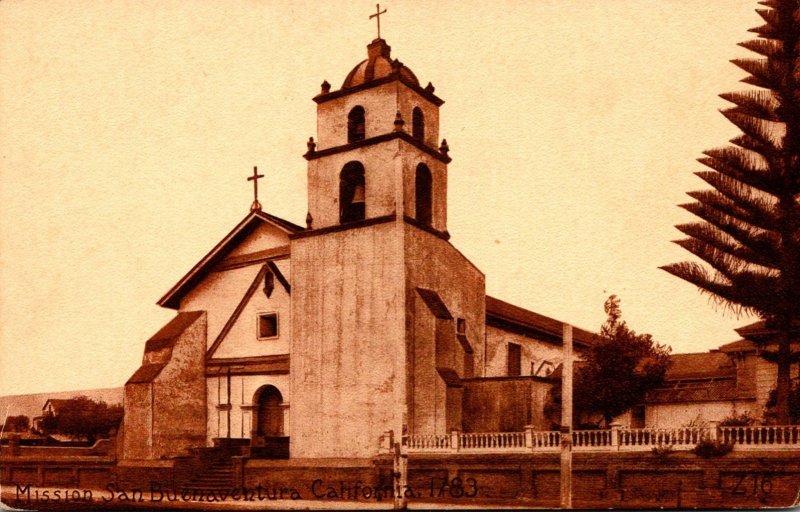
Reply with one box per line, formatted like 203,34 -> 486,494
412,107 -> 424,141
348,106 -> 366,143
456,318 -> 466,335
507,342 -> 522,377
258,313 -> 279,339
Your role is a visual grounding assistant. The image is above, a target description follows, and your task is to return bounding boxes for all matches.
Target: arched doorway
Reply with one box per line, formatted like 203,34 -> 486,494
252,385 -> 289,458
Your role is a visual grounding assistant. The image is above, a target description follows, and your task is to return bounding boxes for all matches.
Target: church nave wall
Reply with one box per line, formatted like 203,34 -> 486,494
484,325 -> 564,379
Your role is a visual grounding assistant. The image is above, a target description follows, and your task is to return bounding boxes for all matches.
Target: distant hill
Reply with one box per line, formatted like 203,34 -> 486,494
0,387 -> 123,423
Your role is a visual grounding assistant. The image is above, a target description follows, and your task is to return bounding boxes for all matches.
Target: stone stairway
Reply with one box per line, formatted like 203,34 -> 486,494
181,458 -> 237,493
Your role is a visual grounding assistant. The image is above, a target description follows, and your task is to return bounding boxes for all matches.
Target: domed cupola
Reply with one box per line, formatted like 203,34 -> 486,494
342,39 -> 419,89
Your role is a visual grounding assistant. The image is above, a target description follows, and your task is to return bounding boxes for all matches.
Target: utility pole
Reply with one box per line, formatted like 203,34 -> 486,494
393,435 -> 408,510
560,323 -> 573,509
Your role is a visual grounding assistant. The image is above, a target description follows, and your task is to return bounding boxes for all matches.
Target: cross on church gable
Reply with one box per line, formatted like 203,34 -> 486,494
247,166 -> 265,212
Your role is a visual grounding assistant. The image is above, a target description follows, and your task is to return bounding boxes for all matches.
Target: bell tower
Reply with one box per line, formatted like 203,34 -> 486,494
303,38 -> 451,233
290,37 -> 485,459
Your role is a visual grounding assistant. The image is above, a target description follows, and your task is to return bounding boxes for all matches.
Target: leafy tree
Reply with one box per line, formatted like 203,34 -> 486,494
547,295 -> 672,427
39,396 -> 123,444
660,0 -> 800,424
1,415 -> 30,432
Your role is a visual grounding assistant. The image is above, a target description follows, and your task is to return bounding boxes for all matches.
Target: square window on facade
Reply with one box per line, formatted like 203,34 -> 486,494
456,317 -> 466,335
258,313 -> 279,339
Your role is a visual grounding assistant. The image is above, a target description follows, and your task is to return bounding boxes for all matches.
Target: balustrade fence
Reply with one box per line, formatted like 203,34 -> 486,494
403,424 -> 800,454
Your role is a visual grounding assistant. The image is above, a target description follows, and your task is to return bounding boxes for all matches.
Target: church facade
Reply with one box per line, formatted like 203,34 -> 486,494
121,37 -> 595,463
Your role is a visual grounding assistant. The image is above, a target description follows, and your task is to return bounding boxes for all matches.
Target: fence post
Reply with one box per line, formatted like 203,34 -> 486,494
8,434 -> 20,456
708,420 -> 719,442
379,430 -> 394,454
451,431 -> 460,452
610,423 -> 621,451
524,425 -> 534,451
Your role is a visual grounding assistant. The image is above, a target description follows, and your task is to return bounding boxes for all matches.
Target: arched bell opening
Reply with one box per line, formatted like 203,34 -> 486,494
340,161 -> 366,223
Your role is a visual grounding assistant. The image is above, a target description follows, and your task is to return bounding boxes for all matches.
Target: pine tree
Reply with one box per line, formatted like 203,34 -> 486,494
660,0 -> 800,424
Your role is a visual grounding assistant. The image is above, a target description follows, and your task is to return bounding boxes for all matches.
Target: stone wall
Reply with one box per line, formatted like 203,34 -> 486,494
404,452 -> 800,509
122,313 -> 207,460
462,377 -> 553,432
3,451 -> 798,508
404,225 -> 485,436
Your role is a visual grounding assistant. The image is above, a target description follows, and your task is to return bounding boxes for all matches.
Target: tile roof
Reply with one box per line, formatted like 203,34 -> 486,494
485,296 -> 596,347
735,319 -> 800,341
126,363 -> 166,384
129,312 -> 205,384
646,379 -> 744,403
716,339 -> 756,353
42,399 -> 71,411
664,352 -> 735,381
144,311 -> 204,352
645,351 -> 756,404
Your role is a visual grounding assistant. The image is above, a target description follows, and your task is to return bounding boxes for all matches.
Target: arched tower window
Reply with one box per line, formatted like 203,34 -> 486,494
412,107 -> 425,141
347,106 -> 366,143
415,163 -> 433,226
340,161 -> 366,223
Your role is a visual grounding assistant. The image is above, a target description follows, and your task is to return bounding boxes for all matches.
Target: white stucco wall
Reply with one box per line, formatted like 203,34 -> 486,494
643,401 -> 757,428
210,260 -> 291,359
206,373 -> 291,443
484,325 -> 565,378
290,222 -> 406,458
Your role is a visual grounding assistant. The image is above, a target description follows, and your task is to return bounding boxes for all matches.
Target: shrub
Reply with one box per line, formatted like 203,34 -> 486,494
692,438 -> 733,457
681,416 -> 708,429
651,443 -> 674,461
720,412 -> 757,427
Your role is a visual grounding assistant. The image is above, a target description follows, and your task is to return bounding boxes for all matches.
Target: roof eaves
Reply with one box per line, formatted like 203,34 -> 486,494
486,296 -> 596,347
158,210 -> 302,309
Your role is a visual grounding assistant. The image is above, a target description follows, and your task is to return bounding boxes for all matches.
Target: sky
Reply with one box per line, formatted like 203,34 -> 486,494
0,1 -> 762,396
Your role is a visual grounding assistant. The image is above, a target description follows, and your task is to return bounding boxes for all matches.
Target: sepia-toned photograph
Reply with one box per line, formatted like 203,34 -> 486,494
1,1 -> 799,509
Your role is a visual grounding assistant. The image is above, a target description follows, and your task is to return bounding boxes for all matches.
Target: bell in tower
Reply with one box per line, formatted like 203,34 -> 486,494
339,161 -> 366,223
304,35 -> 450,232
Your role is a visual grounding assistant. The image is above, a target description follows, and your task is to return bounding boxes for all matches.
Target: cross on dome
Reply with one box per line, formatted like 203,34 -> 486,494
369,4 -> 387,40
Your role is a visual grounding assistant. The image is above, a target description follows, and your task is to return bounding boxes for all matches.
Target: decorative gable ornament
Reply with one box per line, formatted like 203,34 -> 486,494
264,269 -> 275,298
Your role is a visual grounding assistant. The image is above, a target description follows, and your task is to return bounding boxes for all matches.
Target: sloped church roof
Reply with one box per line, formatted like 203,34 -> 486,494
157,210 -> 302,309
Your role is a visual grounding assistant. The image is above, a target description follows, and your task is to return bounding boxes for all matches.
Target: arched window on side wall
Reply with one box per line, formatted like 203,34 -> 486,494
412,107 -> 424,141
347,106 -> 366,143
340,161 -> 366,223
415,163 -> 433,226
